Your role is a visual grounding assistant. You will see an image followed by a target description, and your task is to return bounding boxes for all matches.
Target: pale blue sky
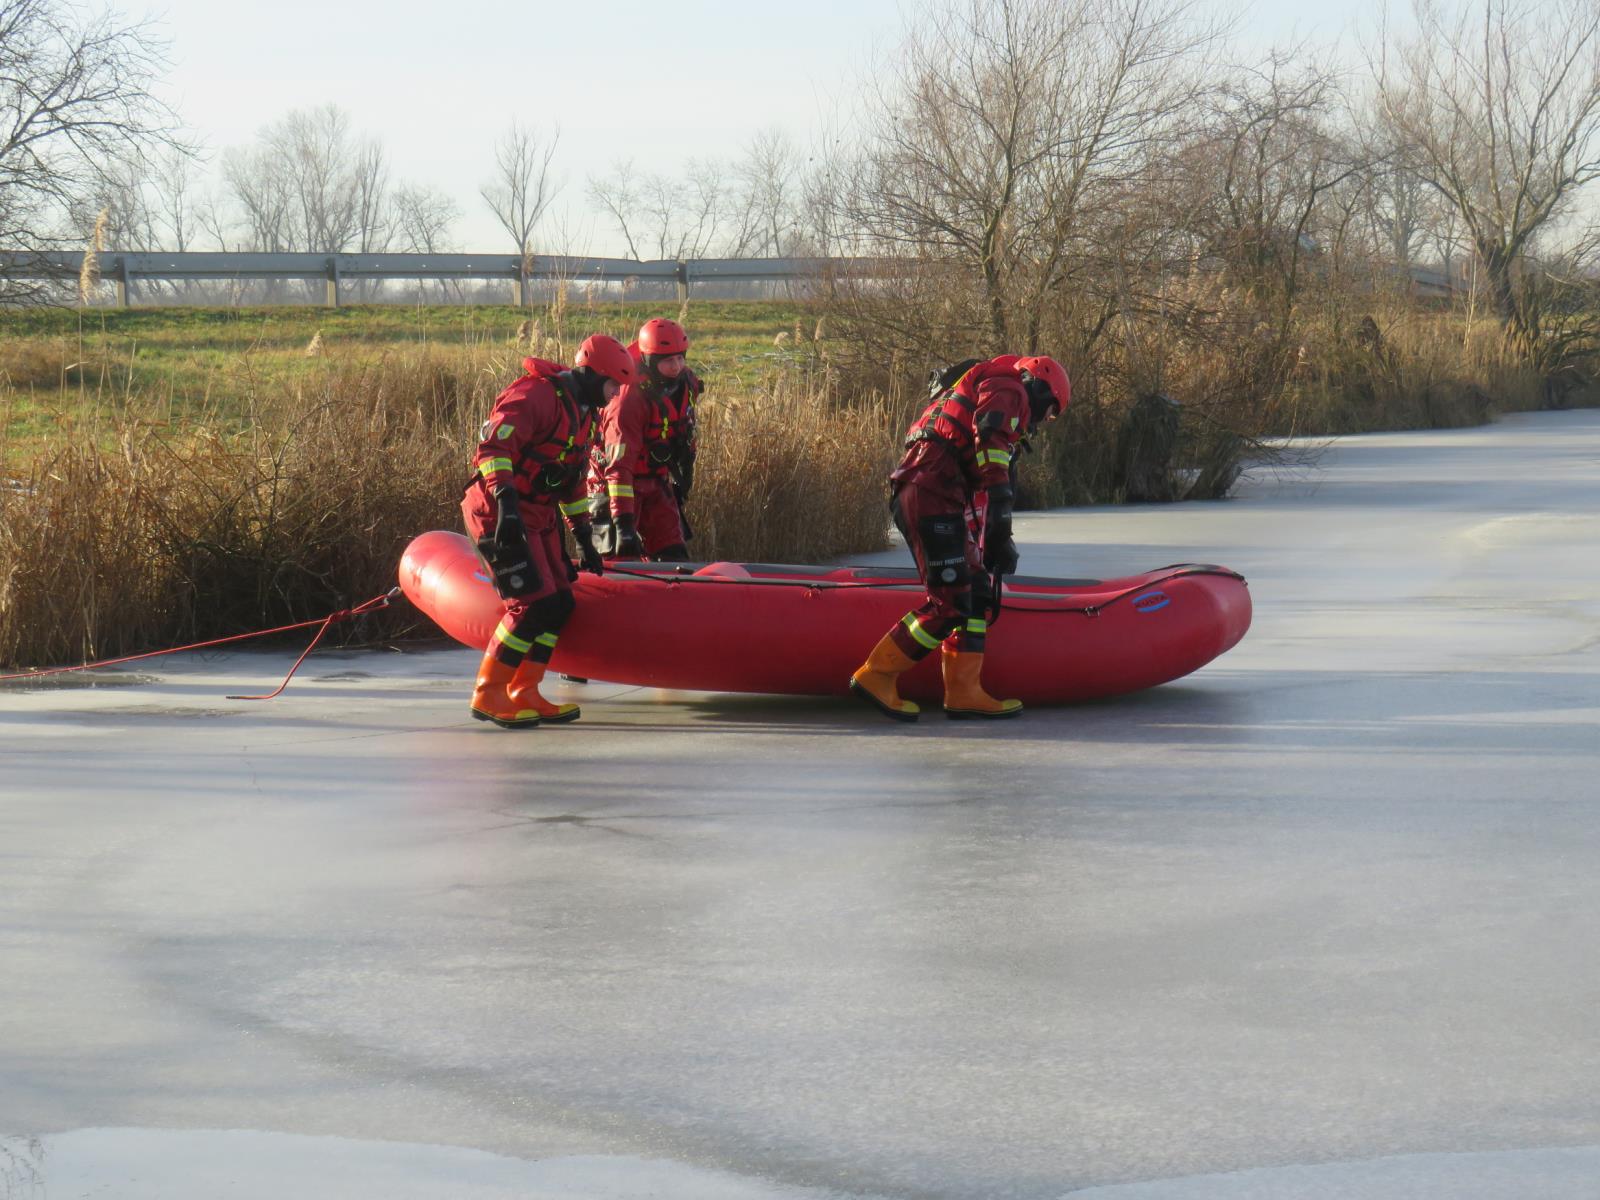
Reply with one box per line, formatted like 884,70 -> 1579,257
134,0 -> 1394,254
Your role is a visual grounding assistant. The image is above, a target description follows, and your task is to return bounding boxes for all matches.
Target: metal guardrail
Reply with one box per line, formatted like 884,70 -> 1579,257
0,251 -> 884,306
0,250 -> 1459,306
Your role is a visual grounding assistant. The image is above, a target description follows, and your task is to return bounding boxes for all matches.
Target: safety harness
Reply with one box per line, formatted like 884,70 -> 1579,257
470,358 -> 596,511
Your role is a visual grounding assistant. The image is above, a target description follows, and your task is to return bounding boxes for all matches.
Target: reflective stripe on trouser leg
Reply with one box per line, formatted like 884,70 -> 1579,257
488,607 -> 539,667
522,590 -> 576,664
954,615 -> 987,653
528,630 -> 560,665
889,609 -> 960,661
891,480 -> 980,660
956,574 -> 993,652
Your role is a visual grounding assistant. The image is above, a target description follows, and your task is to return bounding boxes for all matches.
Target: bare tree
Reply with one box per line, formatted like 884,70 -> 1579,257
392,184 -> 458,253
69,159 -> 157,252
1354,128 -> 1439,271
0,0 -> 186,299
480,121 -> 560,258
848,0 -> 1219,350
350,138 -> 391,254
1171,57 -> 1364,319
1375,0 -> 1600,353
589,158 -> 727,262
218,105 -> 394,256
149,149 -> 198,252
220,141 -> 297,251
587,160 -> 644,259
725,129 -> 802,257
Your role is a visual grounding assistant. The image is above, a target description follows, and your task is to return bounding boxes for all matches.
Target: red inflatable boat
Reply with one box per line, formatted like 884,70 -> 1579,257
398,531 -> 1251,704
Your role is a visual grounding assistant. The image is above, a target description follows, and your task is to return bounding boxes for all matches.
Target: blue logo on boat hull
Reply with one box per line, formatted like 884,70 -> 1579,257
1132,590 -> 1170,614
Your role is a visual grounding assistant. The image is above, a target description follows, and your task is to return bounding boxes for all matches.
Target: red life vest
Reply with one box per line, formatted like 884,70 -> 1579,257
904,358 -> 1021,457
506,358 -> 596,501
639,371 -> 702,471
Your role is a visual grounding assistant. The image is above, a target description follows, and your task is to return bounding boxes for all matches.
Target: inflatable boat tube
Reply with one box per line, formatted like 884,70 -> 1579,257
398,531 -> 1251,705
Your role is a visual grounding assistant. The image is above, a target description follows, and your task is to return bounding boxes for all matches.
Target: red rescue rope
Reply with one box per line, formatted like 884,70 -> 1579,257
0,588 -> 401,699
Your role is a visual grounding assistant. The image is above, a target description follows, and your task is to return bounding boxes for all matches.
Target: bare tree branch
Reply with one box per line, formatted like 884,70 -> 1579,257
480,121 -> 560,257
0,0 -> 190,300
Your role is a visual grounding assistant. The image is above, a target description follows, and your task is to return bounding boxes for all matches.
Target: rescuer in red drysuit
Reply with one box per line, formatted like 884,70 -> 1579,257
850,353 -> 1071,721
585,317 -> 703,561
461,334 -> 636,728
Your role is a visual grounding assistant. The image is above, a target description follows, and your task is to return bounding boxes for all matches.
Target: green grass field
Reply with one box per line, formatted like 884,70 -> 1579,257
0,300 -> 813,459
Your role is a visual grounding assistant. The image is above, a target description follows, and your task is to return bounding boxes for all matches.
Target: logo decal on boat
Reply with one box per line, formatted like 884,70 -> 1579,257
1132,590 -> 1170,614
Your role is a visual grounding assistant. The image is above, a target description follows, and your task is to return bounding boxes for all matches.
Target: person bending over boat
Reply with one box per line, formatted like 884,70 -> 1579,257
587,317 -> 703,561
850,353 -> 1070,721
461,334 -> 635,728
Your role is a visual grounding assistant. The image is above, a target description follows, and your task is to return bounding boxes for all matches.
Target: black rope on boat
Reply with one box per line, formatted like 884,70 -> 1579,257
597,562 -> 1246,613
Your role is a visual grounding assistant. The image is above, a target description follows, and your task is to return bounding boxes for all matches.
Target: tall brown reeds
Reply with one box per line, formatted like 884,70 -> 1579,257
0,346 -> 897,668
690,370 -> 897,563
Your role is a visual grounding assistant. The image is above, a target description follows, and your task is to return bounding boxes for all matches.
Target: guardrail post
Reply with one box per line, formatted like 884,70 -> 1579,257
115,257 -> 132,308
675,261 -> 689,302
325,256 -> 340,307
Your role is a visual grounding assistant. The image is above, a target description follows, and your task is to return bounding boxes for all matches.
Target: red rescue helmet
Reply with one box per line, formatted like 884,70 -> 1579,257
575,334 -> 636,385
1016,355 -> 1070,412
638,318 -> 688,356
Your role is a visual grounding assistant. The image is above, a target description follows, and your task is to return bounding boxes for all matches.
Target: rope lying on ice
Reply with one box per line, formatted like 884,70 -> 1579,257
0,588 -> 401,699
600,563 -> 1246,616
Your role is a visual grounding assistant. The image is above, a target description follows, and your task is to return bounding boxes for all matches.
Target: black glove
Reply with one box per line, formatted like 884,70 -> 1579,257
481,486 -> 538,597
671,453 -> 694,501
982,486 -> 1019,575
614,512 -> 644,560
493,486 -> 526,552
572,522 -> 606,575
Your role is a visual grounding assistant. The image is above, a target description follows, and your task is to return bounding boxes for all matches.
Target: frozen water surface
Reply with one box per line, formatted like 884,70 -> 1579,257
2,410 -> 1598,1199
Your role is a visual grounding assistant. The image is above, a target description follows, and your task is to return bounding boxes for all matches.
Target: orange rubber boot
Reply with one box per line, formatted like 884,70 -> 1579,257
469,652 -> 541,728
507,658 -> 581,724
941,647 -> 1022,719
849,633 -> 922,722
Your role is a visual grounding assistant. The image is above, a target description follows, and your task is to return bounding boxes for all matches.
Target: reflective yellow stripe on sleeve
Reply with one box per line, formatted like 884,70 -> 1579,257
559,500 -> 589,517
479,457 -> 514,478
975,449 -> 1012,469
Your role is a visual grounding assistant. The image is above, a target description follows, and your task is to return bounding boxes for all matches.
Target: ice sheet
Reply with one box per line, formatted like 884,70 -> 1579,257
3,410 -> 1598,1198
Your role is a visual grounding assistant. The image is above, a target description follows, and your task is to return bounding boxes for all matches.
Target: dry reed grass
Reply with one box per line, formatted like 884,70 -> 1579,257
1274,301 -> 1557,435
690,371 -> 898,563
1,345 -> 898,668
